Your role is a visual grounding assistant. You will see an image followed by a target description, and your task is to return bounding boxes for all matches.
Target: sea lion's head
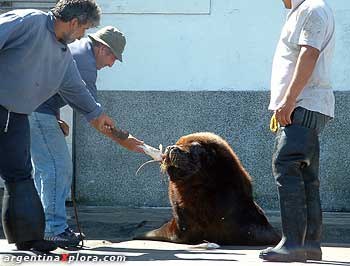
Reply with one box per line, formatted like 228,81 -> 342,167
162,141 -> 206,181
161,132 -> 236,184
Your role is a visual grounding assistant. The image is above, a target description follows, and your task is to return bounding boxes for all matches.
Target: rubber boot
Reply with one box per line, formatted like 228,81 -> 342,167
259,184 -> 307,262
302,135 -> 322,261
260,125 -> 316,262
2,179 -> 57,252
304,187 -> 322,261
304,178 -> 323,260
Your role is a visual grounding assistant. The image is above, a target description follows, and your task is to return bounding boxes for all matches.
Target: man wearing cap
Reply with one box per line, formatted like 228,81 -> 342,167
29,26 -> 141,248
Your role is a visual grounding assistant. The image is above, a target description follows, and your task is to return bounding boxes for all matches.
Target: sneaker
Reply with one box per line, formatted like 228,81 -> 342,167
65,227 -> 85,241
45,229 -> 80,248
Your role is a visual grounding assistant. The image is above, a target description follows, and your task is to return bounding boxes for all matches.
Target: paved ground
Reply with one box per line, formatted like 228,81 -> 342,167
0,240 -> 349,266
0,206 -> 349,265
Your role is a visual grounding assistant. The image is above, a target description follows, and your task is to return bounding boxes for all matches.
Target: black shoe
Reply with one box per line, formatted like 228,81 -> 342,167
45,229 -> 80,248
306,247 -> 322,261
16,240 -> 58,252
259,246 -> 307,262
65,227 -> 85,241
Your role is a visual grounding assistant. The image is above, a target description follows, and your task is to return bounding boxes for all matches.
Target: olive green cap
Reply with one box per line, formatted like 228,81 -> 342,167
89,26 -> 126,62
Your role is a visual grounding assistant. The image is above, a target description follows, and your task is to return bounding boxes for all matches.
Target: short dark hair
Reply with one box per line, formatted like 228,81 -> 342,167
51,0 -> 101,27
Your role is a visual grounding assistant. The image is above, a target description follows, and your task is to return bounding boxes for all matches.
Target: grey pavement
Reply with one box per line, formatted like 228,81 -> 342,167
0,206 -> 349,265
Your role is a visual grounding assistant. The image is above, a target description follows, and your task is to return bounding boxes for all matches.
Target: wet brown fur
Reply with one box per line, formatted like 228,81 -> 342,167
135,132 -> 280,245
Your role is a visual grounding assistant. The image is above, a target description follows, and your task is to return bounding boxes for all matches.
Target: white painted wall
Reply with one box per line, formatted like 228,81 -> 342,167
92,0 -> 350,91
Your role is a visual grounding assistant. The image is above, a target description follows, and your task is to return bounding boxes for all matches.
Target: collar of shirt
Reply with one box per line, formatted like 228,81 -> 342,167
291,0 -> 305,11
46,11 -> 56,34
87,38 -> 97,63
288,0 -> 305,18
46,11 -> 68,50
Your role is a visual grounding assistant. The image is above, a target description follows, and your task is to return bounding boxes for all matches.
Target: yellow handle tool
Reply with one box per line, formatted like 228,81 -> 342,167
270,113 -> 279,133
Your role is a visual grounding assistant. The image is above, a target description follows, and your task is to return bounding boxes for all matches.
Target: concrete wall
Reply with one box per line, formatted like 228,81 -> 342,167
75,91 -> 350,211
74,0 -> 350,211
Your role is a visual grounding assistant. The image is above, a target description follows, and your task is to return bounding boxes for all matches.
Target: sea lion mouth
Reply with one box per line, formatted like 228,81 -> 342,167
161,150 -> 176,174
161,145 -> 187,169
160,145 -> 200,181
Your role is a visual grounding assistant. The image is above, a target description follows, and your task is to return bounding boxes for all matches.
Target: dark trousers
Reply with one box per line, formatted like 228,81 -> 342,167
272,107 -> 330,246
1,106 -> 47,244
0,105 -> 32,182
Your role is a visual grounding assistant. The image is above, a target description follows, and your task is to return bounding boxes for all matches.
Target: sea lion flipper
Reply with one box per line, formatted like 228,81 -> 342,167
133,219 -> 181,243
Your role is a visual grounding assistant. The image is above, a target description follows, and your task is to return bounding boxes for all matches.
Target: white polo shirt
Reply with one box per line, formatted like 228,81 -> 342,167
269,0 -> 335,117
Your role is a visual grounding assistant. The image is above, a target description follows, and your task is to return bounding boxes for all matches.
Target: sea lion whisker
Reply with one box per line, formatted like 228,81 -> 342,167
136,160 -> 160,175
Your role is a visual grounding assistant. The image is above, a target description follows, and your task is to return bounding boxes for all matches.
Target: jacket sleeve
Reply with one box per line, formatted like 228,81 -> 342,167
0,12 -> 28,50
59,59 -> 103,122
79,68 -> 98,101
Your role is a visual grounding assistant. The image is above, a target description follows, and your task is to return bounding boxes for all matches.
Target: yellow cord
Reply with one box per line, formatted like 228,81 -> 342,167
270,113 -> 279,133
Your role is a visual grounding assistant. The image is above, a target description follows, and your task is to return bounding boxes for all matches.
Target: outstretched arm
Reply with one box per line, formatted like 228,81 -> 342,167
106,131 -> 145,153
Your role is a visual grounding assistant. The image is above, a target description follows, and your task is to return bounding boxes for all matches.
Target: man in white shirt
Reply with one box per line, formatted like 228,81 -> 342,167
260,0 -> 335,262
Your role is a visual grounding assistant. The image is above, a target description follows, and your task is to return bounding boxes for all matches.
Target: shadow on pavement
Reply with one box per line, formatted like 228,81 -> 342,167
1,245 -> 350,265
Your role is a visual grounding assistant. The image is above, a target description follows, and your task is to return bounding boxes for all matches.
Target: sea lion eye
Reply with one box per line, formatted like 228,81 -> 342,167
190,142 -> 202,152
190,142 -> 205,159
191,142 -> 201,147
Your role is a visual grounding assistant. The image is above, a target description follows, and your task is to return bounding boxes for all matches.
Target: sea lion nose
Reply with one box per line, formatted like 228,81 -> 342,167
165,145 -> 179,157
165,145 -> 177,153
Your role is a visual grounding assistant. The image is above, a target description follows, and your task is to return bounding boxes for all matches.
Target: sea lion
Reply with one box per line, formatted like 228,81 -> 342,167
135,132 -> 280,245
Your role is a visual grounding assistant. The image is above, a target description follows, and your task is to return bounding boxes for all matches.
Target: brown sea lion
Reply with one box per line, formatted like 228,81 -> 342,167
135,132 -> 280,245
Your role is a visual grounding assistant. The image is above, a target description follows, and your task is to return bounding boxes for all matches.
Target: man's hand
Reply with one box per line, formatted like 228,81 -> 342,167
57,119 -> 70,137
89,113 -> 115,135
90,113 -> 144,153
112,134 -> 145,153
275,98 -> 296,126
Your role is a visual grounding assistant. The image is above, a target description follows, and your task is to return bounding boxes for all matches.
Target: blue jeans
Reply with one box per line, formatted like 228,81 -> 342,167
29,112 -> 72,237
